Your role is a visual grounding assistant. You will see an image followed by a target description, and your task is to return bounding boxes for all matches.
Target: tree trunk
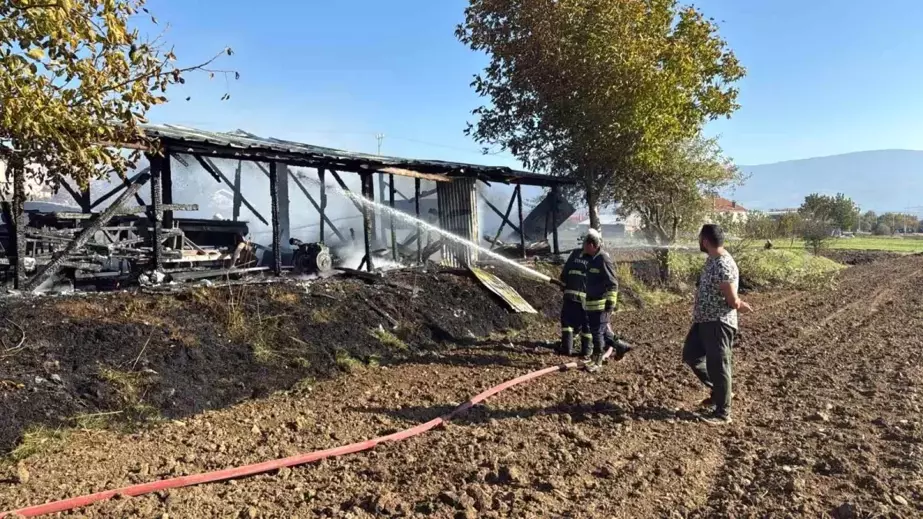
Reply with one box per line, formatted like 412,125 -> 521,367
585,188 -> 601,231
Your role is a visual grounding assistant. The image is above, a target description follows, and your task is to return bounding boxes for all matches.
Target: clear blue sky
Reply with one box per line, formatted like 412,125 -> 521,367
145,0 -> 923,168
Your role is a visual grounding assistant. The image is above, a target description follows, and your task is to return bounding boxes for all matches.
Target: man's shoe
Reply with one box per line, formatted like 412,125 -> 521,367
585,362 -> 601,373
699,393 -> 736,409
700,411 -> 732,426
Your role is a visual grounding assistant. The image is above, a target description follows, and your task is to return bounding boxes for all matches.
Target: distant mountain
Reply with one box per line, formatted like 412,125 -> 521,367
731,150 -> 923,213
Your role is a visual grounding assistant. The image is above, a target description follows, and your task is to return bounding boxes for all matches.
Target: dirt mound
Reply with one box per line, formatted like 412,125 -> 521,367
819,249 -> 903,265
3,257 -> 923,518
0,267 -> 561,455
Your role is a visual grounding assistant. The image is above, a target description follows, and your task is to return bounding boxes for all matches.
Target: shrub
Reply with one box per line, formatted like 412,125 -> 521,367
667,249 -> 843,291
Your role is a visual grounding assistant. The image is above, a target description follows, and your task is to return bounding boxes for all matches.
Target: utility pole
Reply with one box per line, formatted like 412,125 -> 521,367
375,133 -> 385,156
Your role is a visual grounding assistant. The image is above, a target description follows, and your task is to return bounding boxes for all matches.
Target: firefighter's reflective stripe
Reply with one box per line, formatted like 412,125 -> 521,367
584,299 -> 607,311
562,326 -> 574,333
564,290 -> 586,299
581,333 -> 594,339
588,268 -> 601,273
605,291 -> 618,306
568,270 -> 585,276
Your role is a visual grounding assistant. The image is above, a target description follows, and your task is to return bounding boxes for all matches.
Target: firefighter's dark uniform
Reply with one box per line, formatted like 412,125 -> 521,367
558,250 -> 593,356
583,251 -> 619,359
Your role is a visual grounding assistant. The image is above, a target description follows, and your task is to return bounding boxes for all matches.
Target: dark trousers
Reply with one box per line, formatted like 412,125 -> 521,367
560,300 -> 589,355
682,321 -> 736,416
586,310 -> 613,356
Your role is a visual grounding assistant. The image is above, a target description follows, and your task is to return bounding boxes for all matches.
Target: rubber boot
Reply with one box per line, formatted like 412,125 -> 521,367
580,334 -> 593,360
612,339 -> 635,361
559,329 -> 574,356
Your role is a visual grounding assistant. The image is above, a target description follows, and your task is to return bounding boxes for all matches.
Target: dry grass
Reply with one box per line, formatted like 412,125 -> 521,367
268,286 -> 301,305
310,308 -> 335,324
97,366 -> 160,421
8,426 -> 69,461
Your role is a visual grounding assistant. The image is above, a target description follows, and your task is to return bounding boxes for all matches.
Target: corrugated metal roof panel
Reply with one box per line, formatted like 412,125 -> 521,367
141,124 -> 573,186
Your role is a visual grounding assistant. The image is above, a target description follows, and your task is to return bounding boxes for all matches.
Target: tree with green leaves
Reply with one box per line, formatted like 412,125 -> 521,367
456,0 -> 745,229
615,135 -> 740,244
860,210 -> 877,233
0,0 -> 234,194
798,193 -> 859,232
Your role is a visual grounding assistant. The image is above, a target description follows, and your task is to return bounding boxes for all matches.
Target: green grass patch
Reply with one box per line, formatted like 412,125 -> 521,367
776,235 -> 923,253
334,350 -> 364,372
737,249 -> 844,289
371,327 -> 409,351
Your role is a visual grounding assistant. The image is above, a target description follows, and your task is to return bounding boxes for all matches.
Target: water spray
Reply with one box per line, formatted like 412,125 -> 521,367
309,178 -> 556,284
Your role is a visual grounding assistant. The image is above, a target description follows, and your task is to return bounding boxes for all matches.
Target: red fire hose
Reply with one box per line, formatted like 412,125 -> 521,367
1,351 -> 610,518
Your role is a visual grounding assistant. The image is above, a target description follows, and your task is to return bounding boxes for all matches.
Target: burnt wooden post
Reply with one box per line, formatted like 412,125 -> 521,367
232,160 -> 242,221
319,168 -> 327,242
161,153 -> 175,250
415,177 -> 422,264
276,163 -> 291,246
80,187 -> 91,214
269,161 -> 282,276
551,185 -> 561,255
148,153 -> 164,270
389,173 -> 397,261
373,172 -> 382,242
11,160 -> 26,289
361,173 -> 375,272
516,185 -> 526,258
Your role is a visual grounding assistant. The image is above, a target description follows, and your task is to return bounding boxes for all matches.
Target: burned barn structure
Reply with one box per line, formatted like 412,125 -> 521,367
0,125 -> 573,292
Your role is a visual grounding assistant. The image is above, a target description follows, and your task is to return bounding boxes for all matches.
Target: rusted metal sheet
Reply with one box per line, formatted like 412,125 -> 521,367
469,266 -> 537,314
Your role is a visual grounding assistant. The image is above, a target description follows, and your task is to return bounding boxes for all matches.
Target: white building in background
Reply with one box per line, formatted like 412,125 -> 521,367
708,196 -> 749,223
0,159 -> 54,201
575,212 -> 642,238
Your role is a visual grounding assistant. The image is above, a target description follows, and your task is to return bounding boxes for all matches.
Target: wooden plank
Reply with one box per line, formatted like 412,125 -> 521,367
376,166 -> 451,183
469,266 -> 537,314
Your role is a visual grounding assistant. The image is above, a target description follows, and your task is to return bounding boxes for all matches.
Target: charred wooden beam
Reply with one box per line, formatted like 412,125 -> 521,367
551,185 -> 560,254
415,177 -> 422,264
361,173 -> 374,272
389,173 -> 397,261
232,160 -> 243,221
329,169 -> 366,215
23,173 -> 151,292
488,185 -> 520,251
483,191 -> 523,238
319,168 -> 327,242
382,178 -> 411,201
517,185 -> 526,259
162,152 -> 175,235
195,155 -> 269,226
90,168 -> 151,210
269,161 -> 283,276
149,154 -> 165,269
289,170 -> 347,242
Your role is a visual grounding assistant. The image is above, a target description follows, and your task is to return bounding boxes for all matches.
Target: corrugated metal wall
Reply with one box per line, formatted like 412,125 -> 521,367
436,178 -> 479,267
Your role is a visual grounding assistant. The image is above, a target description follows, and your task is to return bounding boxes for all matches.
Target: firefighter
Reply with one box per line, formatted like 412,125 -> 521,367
557,234 -> 593,356
581,229 -> 634,372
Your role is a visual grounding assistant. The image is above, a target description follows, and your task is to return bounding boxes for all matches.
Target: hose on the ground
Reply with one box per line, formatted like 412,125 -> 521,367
1,349 -> 611,518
